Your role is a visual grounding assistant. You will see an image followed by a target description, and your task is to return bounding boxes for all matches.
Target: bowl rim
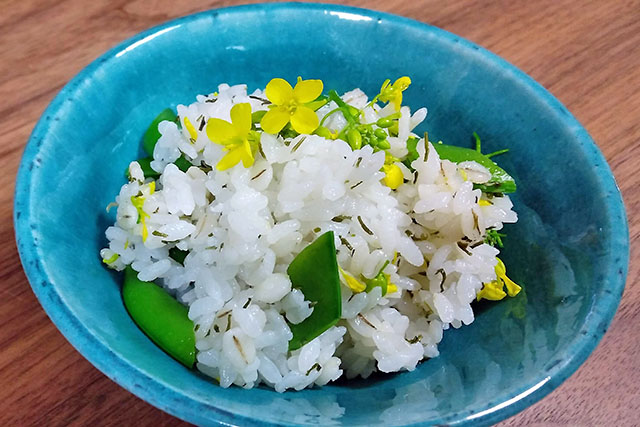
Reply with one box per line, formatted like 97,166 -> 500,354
14,2 -> 629,426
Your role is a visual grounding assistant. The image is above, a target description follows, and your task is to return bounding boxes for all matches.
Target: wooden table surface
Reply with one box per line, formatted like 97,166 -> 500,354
2,0 -> 638,425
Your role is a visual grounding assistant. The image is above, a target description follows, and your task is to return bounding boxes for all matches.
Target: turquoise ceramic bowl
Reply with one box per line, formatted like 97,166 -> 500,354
15,3 -> 628,426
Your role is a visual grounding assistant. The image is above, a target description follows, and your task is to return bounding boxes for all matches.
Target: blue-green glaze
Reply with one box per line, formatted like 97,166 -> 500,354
14,3 -> 629,426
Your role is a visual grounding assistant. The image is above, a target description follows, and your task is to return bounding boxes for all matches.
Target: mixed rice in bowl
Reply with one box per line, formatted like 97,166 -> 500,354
100,76 -> 521,392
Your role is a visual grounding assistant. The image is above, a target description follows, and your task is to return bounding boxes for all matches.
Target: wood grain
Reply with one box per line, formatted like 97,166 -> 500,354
1,0 -> 638,425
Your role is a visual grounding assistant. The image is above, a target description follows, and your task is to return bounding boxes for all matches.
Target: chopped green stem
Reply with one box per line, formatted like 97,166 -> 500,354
473,131 -> 481,153
377,260 -> 390,276
364,94 -> 380,110
328,90 -> 357,124
485,148 -> 510,158
319,107 -> 342,127
102,253 -> 119,264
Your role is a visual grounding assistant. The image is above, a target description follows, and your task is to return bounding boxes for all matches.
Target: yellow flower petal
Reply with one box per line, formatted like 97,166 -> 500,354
293,78 -> 323,103
239,140 -> 255,168
339,267 -> 366,293
290,106 -> 319,134
495,258 -> 506,275
265,78 -> 294,105
102,252 -> 119,264
382,164 -> 403,189
206,118 -> 237,144
230,103 -> 252,133
184,116 -> 198,141
502,275 -> 522,297
379,76 -> 411,111
478,199 -> 492,206
391,92 -> 403,111
392,76 -> 411,92
216,145 -> 244,171
387,283 -> 398,294
141,217 -> 149,242
495,258 -> 521,297
477,280 -> 506,301
260,106 -> 291,134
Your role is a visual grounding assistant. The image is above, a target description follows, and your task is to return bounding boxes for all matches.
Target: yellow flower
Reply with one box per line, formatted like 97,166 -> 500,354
206,103 -> 258,171
183,116 -> 198,142
386,283 -> 398,294
382,163 -> 403,189
476,280 -> 507,301
378,76 -> 411,111
102,252 -> 119,265
495,257 -> 521,297
339,266 -> 366,293
261,77 -> 323,135
477,257 -> 521,301
131,181 -> 155,242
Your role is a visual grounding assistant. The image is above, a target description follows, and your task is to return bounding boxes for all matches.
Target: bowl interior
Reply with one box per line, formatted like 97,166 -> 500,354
15,4 -> 628,426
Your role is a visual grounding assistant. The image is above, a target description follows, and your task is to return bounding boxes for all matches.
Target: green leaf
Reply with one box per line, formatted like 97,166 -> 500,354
402,136 -> 420,170
251,110 -> 267,126
125,157 -> 156,180
126,155 -> 191,180
287,231 -> 341,351
125,157 -> 160,180
174,155 -> 192,172
485,229 -> 506,248
137,157 -> 160,179
169,247 -> 189,265
122,266 -> 195,368
432,143 -> 516,193
142,108 -> 177,156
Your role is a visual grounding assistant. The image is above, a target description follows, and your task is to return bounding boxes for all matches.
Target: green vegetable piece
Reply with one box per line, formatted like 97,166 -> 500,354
126,155 -> 190,180
251,110 -> 267,125
402,136 -> 420,170
328,90 -> 357,124
347,105 -> 360,117
174,155 -> 192,172
169,247 -> 189,265
347,128 -> 362,150
137,157 -> 160,179
374,128 -> 387,140
485,229 -> 506,248
376,117 -> 394,128
364,260 -> 390,295
314,126 -> 332,139
287,231 -> 341,351
124,157 -> 160,180
129,155 -> 190,179
306,95 -> 329,111
365,273 -> 388,295
388,121 -> 399,137
143,108 -> 177,156
377,139 -> 391,150
433,143 -> 516,193
122,266 -> 195,367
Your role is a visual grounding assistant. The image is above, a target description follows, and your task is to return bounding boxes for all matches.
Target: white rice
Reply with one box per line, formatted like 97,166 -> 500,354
100,82 -> 517,391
